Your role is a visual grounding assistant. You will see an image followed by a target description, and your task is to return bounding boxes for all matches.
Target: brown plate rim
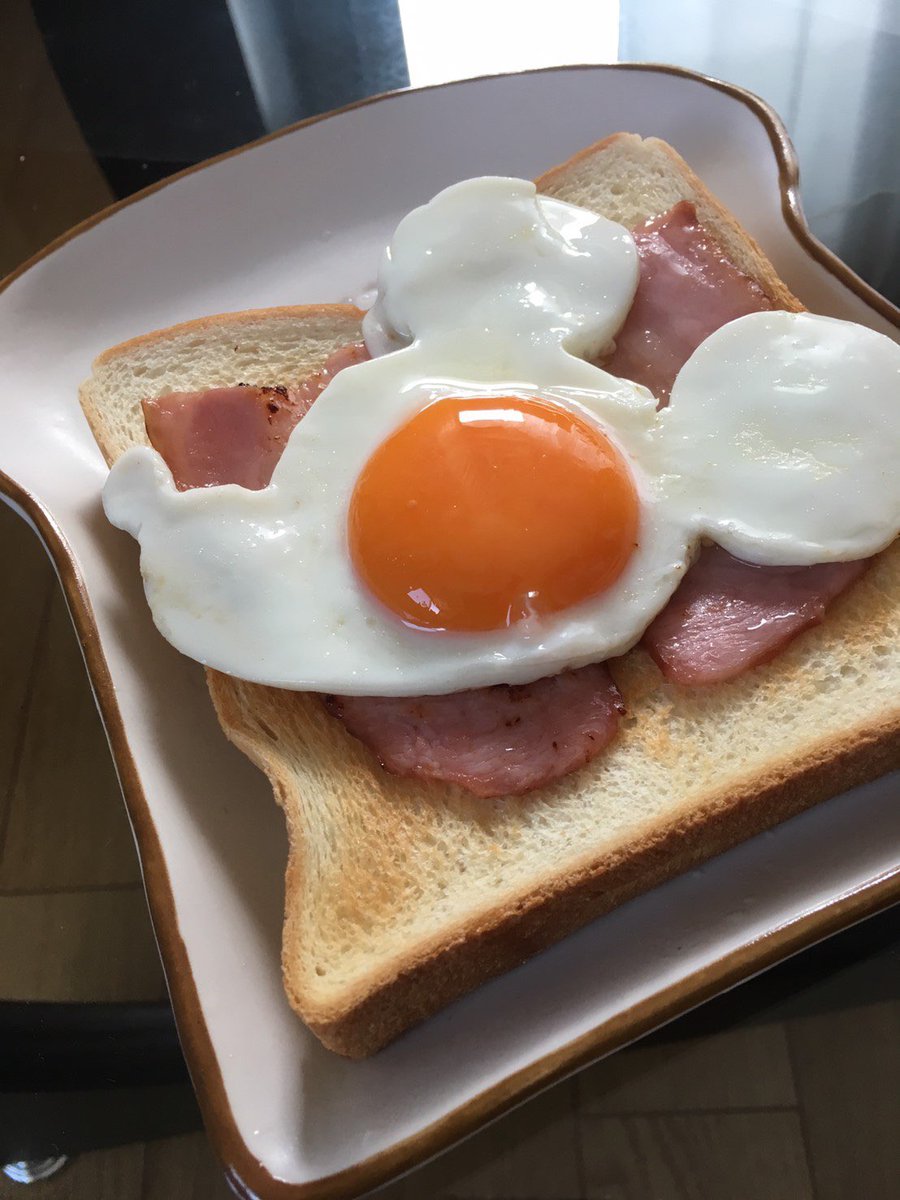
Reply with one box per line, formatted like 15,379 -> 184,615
1,62 -> 898,1200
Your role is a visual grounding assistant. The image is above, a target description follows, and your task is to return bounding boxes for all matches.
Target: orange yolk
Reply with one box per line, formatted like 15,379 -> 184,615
348,396 -> 639,632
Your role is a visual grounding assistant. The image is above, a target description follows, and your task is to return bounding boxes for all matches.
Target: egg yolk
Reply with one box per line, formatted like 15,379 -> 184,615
348,396 -> 639,632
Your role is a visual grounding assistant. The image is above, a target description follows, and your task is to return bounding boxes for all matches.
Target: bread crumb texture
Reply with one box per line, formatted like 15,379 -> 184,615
210,535 -> 899,1016
79,306 -> 364,466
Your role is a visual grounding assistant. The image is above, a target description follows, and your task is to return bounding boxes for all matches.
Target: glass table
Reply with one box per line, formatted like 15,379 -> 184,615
1,1 -> 898,1196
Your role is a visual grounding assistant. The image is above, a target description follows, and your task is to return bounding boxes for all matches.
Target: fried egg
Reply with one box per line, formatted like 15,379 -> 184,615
103,178 -> 900,695
662,310 -> 900,564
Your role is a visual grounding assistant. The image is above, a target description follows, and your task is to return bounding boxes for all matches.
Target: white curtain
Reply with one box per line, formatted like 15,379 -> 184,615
620,0 -> 900,299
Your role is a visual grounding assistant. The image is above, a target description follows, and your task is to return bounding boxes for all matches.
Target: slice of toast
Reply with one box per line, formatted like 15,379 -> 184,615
80,135 -> 900,1057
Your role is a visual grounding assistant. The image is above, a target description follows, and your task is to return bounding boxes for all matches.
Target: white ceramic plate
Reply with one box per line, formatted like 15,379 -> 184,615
1,65 -> 898,1200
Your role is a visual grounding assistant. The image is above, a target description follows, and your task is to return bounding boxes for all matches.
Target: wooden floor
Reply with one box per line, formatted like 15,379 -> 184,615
2,1 -> 899,1194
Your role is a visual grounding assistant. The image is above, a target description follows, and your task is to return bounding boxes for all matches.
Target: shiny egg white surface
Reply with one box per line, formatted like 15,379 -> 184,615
103,178 -> 900,695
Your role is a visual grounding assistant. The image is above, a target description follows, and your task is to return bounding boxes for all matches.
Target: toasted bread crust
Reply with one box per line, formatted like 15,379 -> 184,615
537,133 -> 804,313
207,661 -> 900,1057
79,303 -> 364,467
82,136 -> 900,1057
315,716 -> 900,1055
89,303 -> 364,371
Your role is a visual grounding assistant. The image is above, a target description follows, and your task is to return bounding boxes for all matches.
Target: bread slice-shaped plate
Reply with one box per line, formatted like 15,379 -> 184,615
1,65 -> 897,1199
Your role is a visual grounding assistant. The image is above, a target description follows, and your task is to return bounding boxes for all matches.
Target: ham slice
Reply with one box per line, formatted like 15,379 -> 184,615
143,342 -> 370,491
290,341 -> 371,409
325,665 -> 624,797
644,545 -> 869,685
140,203 -> 869,792
603,201 -> 774,404
143,385 -> 309,491
595,201 -> 863,682
141,339 -> 619,794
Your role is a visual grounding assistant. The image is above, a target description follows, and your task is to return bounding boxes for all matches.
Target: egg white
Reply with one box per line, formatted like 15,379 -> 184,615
662,311 -> 900,564
104,179 -> 900,696
108,342 -> 691,694
363,176 -> 640,361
